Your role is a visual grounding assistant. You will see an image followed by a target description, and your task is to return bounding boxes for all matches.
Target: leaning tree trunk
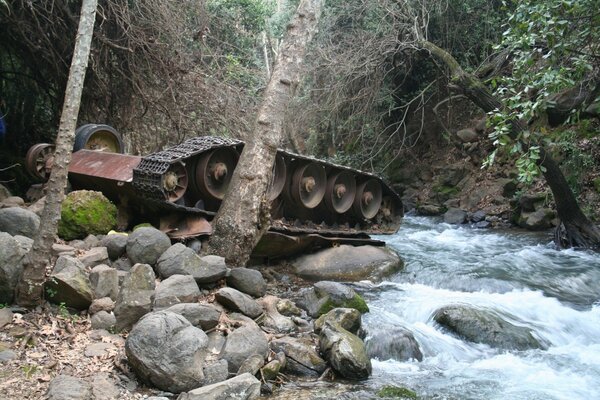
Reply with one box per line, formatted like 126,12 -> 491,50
16,0 -> 98,307
205,0 -> 324,266
416,40 -> 600,249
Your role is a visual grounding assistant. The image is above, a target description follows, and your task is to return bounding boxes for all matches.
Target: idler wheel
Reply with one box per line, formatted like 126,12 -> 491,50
267,154 -> 287,201
353,179 -> 382,219
73,124 -> 124,153
162,162 -> 188,202
290,162 -> 326,209
25,143 -> 55,181
324,171 -> 356,214
195,147 -> 239,201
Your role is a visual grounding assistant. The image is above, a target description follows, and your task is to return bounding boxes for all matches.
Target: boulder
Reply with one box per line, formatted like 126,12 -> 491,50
276,299 -> 302,317
226,268 -> 267,298
154,275 -> 201,310
292,245 -> 403,282
258,295 -> 296,334
176,373 -> 260,400
518,193 -> 547,212
90,311 -> 117,330
417,203 -> 444,216
114,263 -> 156,331
237,353 -> 265,375
90,373 -> 120,400
0,232 -> 31,303
315,308 -> 361,335
319,321 -> 371,380
126,227 -> 171,266
261,359 -> 282,381
166,303 -> 221,331
443,208 -> 467,224
101,233 -> 128,261
297,281 -> 369,318
219,321 -> 268,373
47,375 -> 92,400
215,288 -> 263,318
89,265 -> 119,300
125,311 -> 210,393
270,336 -> 327,377
0,207 -> 40,238
78,247 -> 109,268
456,128 -> 479,143
0,184 -> 11,201
517,208 -> 555,231
113,257 -> 132,272
89,297 -> 115,315
365,327 -> 423,361
45,256 -> 93,310
433,304 -> 547,350
156,243 -> 227,284
1,196 -> 25,208
0,308 -> 14,329
58,191 -> 117,241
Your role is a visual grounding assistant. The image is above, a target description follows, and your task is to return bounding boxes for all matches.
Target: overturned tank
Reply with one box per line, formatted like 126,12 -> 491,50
25,124 -> 403,258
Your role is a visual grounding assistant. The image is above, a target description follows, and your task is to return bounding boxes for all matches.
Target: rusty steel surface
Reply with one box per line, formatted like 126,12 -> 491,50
69,150 -> 142,182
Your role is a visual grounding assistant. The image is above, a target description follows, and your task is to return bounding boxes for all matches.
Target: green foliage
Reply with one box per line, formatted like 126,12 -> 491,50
549,127 -> 595,195
0,303 -> 6,309
21,364 -> 38,379
377,385 -> 418,399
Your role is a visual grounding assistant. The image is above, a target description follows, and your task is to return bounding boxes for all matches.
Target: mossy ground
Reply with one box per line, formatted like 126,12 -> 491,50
318,294 -> 369,316
377,385 -> 418,399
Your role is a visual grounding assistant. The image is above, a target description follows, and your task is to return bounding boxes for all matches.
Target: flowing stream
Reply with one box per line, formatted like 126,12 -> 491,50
361,216 -> 600,400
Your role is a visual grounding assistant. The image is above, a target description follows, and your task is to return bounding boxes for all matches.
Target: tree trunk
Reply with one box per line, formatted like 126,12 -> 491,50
416,40 -> 600,249
205,0 -> 324,266
16,0 -> 98,307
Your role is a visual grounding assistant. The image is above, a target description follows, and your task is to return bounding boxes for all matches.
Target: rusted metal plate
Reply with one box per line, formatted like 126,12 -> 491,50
160,214 -> 212,239
253,231 -> 384,259
69,150 -> 141,182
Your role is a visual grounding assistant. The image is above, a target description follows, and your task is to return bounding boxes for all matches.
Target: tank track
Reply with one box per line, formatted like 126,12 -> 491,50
132,136 -> 403,236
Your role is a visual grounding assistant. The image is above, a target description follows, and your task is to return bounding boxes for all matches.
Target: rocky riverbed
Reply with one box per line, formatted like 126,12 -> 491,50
0,192 -> 405,400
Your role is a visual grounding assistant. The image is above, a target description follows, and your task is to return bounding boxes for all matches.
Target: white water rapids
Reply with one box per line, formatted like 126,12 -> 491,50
362,216 -> 600,400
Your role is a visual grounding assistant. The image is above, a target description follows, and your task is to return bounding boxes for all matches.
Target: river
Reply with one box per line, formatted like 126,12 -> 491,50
270,216 -> 600,399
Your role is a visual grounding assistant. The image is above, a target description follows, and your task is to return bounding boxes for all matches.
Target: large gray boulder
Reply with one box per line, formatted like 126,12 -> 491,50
89,264 -> 119,300
365,327 -> 423,361
177,373 -> 260,400
154,274 -> 201,310
297,281 -> 369,318
315,308 -> 361,335
433,304 -> 547,350
219,321 -> 268,373
0,232 -> 32,303
226,268 -> 267,298
292,245 -> 402,282
0,207 -> 40,238
47,375 -> 92,400
125,311 -> 210,393
101,233 -> 128,260
443,208 -> 467,224
215,288 -> 263,319
156,244 -> 227,284
126,227 -> 171,266
258,295 -> 296,334
45,256 -> 93,310
517,208 -> 556,231
319,321 -> 371,380
114,263 -> 156,331
270,336 -> 327,377
166,303 -> 221,331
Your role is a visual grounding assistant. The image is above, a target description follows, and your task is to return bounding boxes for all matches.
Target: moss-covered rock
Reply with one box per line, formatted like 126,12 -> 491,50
58,191 -> 117,241
377,385 -> 418,399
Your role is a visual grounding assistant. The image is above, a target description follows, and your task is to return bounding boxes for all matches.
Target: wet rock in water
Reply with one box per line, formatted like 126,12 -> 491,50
292,245 -> 403,282
270,336 -> 327,377
259,295 -> 296,334
315,308 -> 362,335
443,208 -> 467,224
470,210 -> 487,223
89,264 -> 119,300
226,268 -> 267,298
78,247 -> 109,268
125,310 -> 209,393
154,274 -> 201,310
127,227 -> 171,266
0,232 -> 31,303
219,321 -> 268,373
166,303 -> 221,331
0,207 -> 40,238
90,311 -> 117,331
365,327 -> 423,362
47,375 -> 92,400
45,256 -> 93,310
215,287 -> 263,318
156,244 -> 227,284
297,281 -> 369,318
433,304 -> 547,350
101,233 -> 128,260
417,203 -> 444,216
319,321 -> 372,381
176,373 -> 260,400
58,191 -> 117,241
114,263 -> 156,331
517,208 -> 556,231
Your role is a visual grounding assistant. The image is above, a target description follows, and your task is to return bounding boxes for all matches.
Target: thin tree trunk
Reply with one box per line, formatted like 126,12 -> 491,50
16,0 -> 98,307
206,0 -> 324,266
415,40 -> 600,249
